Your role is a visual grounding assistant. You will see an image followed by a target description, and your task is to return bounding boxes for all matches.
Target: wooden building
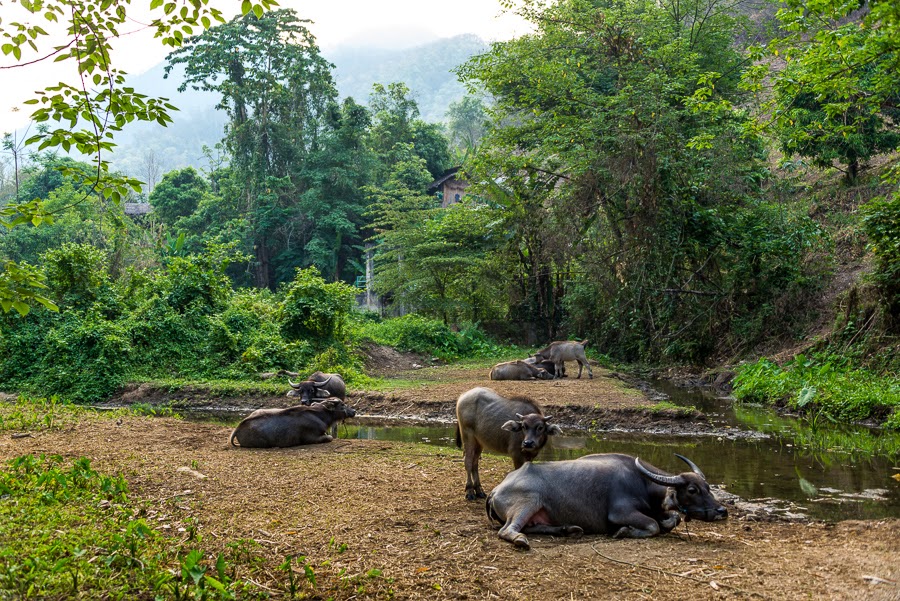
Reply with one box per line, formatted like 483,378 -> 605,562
428,167 -> 468,208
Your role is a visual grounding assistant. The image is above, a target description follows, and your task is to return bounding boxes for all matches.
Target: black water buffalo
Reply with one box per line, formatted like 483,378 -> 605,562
229,400 -> 356,448
455,387 -> 562,501
523,356 -> 558,377
489,360 -> 553,381
486,453 -> 727,549
534,339 -> 592,379
286,371 -> 346,404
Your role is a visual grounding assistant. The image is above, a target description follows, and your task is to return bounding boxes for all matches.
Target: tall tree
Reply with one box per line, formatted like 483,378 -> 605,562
297,98 -> 376,282
167,9 -> 337,289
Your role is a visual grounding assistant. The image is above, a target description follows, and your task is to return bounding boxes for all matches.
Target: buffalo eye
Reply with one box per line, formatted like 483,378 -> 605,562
687,485 -> 698,494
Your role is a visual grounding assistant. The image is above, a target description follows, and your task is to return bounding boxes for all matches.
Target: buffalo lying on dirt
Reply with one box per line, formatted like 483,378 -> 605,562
534,339 -> 592,379
489,360 -> 553,381
523,356 -> 558,377
487,453 -> 727,549
455,387 -> 562,501
230,400 -> 356,448
287,371 -> 346,404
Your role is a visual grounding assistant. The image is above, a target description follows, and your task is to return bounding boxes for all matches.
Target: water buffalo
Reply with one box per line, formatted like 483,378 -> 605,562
489,360 -> 553,381
523,356 -> 558,377
455,387 -> 562,501
287,371 -> 346,404
229,400 -> 356,448
486,453 -> 727,549
534,339 -> 592,379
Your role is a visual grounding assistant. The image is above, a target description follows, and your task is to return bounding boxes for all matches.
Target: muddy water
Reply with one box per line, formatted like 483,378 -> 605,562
183,384 -> 900,522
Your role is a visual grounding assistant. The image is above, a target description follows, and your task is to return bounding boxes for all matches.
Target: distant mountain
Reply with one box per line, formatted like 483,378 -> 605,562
106,34 -> 488,184
328,33 -> 487,122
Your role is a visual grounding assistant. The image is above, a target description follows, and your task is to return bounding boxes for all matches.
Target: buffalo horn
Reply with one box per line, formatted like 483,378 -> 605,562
288,379 -> 302,389
314,375 -> 333,388
635,457 -> 683,486
674,454 -> 706,480
515,413 -> 525,419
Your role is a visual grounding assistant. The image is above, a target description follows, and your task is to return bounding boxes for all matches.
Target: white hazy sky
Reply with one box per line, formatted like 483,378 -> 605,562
0,0 -> 529,134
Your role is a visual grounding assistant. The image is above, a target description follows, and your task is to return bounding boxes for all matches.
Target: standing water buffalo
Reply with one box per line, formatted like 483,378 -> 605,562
534,339 -> 593,379
489,360 -> 553,381
486,453 -> 727,549
455,387 -> 562,501
286,371 -> 347,405
230,400 -> 356,448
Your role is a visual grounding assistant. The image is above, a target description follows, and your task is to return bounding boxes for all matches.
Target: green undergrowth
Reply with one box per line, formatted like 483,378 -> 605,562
733,354 -> 900,428
0,453 -> 252,600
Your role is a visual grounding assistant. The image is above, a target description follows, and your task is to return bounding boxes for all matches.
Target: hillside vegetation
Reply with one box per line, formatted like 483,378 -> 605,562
0,0 -> 899,428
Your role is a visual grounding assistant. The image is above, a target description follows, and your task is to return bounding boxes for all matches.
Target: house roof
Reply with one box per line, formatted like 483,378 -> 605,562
427,166 -> 463,191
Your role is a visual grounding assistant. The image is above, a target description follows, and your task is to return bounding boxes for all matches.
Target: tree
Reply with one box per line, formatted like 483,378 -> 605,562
751,2 -> 900,182
368,82 -> 451,181
141,150 -> 164,196
0,0 -> 275,314
298,98 -> 376,283
167,9 -> 338,289
446,95 -> 488,153
148,167 -> 210,227
458,0 -> 806,359
367,147 -> 501,322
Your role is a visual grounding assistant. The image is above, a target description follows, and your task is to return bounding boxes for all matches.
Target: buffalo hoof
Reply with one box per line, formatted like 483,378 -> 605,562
566,525 -> 584,538
512,534 -> 530,550
465,491 -> 486,501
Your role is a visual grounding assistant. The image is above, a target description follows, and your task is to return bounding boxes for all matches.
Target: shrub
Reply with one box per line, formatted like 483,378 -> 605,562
279,268 -> 356,342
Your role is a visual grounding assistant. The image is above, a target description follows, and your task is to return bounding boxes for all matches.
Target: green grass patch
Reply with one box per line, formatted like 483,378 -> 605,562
733,354 -> 900,428
0,454 -> 254,600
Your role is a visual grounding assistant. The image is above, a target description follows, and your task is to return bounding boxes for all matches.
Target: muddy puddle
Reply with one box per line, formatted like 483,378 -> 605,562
148,381 -> 900,523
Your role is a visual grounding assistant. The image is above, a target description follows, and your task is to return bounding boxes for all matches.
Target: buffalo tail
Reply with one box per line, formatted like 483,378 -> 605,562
455,423 -> 461,448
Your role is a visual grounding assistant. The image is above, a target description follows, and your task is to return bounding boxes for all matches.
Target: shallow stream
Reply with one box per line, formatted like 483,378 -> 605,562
183,382 -> 900,522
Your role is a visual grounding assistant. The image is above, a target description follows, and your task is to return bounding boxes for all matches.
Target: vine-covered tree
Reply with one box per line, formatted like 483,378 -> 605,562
166,9 -> 338,289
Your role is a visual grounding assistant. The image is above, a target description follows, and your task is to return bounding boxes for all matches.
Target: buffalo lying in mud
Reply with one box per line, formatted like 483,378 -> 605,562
287,371 -> 346,404
487,453 -> 727,549
230,400 -> 356,448
534,339 -> 593,379
489,360 -> 553,381
455,387 -> 562,501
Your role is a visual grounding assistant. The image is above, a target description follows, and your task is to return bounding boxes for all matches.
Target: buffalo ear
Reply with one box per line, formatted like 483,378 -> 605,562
547,424 -> 563,436
501,420 -> 522,432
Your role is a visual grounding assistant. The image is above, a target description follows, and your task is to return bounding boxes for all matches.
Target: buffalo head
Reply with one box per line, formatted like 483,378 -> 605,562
635,454 -> 728,522
501,413 -> 562,454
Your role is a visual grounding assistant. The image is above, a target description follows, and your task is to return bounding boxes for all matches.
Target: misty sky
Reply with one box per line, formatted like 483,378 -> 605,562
1,0 -> 528,134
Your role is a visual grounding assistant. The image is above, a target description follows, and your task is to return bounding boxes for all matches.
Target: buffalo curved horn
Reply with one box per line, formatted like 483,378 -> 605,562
543,415 -> 553,422
515,413 -> 525,420
635,457 -> 683,486
314,375 -> 333,388
674,454 -> 706,480
288,379 -> 302,389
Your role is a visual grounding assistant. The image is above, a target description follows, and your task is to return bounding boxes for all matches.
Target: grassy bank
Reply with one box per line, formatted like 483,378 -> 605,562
732,354 -> 900,429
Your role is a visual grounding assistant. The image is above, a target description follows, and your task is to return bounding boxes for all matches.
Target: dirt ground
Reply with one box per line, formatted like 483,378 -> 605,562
4,358 -> 900,600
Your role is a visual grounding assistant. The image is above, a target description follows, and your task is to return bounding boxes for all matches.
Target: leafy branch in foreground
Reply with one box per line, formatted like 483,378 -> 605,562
0,0 -> 277,314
